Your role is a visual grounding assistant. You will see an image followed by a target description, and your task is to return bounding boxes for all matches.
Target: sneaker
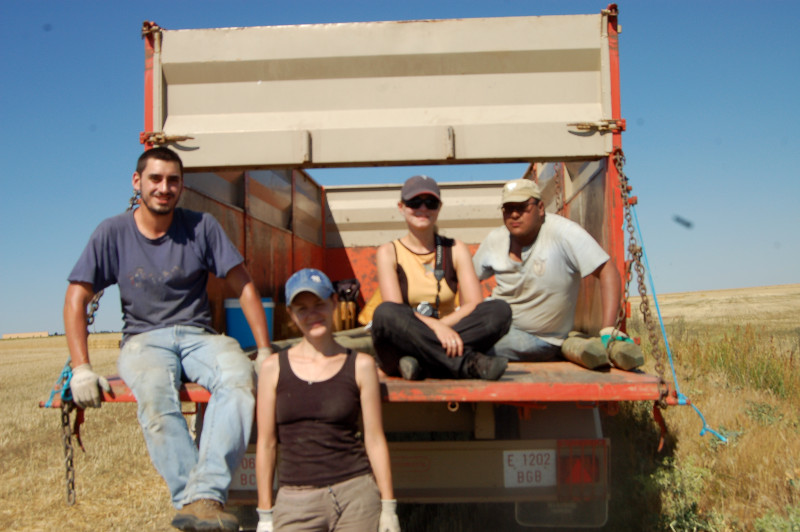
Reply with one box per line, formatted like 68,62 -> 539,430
464,353 -> 508,381
171,498 -> 239,532
399,356 -> 424,380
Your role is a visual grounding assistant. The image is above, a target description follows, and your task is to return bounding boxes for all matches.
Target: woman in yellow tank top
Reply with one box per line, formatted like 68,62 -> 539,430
371,175 -> 512,381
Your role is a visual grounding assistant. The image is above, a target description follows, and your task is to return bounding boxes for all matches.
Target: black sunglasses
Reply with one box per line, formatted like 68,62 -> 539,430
501,200 -> 536,215
404,196 -> 441,210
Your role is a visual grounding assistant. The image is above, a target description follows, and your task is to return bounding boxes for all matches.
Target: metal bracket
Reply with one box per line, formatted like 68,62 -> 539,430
568,119 -> 626,132
141,21 -> 162,38
139,131 -> 195,146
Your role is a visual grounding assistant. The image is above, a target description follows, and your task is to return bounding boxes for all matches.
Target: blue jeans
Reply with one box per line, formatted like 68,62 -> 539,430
118,326 -> 255,508
487,325 -> 563,362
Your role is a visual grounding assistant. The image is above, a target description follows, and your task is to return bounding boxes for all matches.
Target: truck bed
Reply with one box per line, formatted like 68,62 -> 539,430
41,361 -> 677,409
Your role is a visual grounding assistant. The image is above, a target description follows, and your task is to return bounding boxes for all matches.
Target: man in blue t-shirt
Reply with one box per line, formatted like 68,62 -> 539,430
64,147 -> 271,532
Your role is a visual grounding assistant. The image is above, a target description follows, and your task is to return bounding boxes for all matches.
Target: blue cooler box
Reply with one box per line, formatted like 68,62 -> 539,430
225,297 -> 274,349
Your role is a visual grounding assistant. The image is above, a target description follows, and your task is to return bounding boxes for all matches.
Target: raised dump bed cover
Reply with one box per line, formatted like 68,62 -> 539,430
145,10 -> 618,168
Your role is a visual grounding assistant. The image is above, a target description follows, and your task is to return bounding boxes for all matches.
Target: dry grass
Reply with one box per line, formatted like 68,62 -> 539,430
3,284 -> 799,531
609,284 -> 800,531
0,335 -> 174,531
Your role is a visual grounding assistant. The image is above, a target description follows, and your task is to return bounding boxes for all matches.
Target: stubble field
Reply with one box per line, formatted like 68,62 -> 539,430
1,284 -> 798,531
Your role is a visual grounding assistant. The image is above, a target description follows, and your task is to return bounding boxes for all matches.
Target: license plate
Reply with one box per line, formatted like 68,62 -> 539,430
230,453 -> 257,490
503,450 -> 557,488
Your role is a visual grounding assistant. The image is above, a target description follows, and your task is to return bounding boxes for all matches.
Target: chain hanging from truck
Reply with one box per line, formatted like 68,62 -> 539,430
612,149 -> 669,409
45,360 -> 80,504
56,190 -> 140,505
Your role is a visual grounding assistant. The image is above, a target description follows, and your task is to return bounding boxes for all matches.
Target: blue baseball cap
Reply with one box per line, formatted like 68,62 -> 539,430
285,268 -> 335,305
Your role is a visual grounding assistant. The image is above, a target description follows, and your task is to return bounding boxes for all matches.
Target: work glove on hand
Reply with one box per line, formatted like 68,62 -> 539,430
70,363 -> 111,409
254,347 -> 272,376
599,327 -> 634,349
379,499 -> 401,532
256,508 -> 273,532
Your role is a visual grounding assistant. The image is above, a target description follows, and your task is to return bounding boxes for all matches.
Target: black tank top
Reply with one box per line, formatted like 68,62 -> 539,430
275,348 -> 372,487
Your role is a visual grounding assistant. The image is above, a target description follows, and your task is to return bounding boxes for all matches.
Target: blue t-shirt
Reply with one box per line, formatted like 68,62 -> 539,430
68,208 -> 243,341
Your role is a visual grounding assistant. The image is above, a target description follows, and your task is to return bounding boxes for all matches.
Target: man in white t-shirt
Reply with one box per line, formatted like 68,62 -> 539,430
473,179 -> 622,362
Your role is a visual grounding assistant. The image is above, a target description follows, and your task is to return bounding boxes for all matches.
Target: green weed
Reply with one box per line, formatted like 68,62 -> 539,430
648,457 -> 724,532
754,504 -> 800,531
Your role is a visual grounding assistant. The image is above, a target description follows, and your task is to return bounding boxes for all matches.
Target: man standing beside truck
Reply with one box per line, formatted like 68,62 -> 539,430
473,178 -> 627,365
63,147 -> 271,532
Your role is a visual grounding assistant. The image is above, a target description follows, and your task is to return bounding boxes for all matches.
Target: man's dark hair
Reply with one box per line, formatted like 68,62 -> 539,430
136,147 -> 184,176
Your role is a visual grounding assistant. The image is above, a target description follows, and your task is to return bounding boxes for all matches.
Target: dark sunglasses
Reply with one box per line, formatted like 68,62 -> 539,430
501,200 -> 536,215
404,196 -> 441,210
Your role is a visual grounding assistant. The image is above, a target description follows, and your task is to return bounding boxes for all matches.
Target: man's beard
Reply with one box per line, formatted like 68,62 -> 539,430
142,193 -> 176,215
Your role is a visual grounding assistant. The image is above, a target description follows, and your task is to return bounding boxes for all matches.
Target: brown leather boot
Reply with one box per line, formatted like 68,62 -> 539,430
171,498 -> 238,532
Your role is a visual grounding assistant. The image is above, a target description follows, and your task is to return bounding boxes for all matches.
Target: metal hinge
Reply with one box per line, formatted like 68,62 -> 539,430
568,119 -> 626,132
141,21 -> 162,38
139,131 -> 195,145
602,5 -> 619,16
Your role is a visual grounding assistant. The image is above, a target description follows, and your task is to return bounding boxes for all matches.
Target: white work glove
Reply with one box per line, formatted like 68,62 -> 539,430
256,508 -> 273,532
379,499 -> 401,532
70,363 -> 111,409
599,326 -> 634,349
254,347 -> 272,375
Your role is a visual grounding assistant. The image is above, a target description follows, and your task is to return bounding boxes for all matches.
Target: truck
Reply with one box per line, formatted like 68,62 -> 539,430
46,5 -> 680,529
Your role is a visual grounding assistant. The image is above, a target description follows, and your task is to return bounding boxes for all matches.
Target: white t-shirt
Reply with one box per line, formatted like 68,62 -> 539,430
473,214 -> 609,345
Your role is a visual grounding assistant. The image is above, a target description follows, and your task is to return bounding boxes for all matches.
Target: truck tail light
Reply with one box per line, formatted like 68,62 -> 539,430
559,454 -> 599,484
557,439 -> 607,500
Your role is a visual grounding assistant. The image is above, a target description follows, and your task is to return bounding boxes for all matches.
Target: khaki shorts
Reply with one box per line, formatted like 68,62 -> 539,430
274,473 -> 380,531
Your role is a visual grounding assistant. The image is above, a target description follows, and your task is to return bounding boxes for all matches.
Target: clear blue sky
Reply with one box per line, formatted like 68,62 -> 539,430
1,1 -> 798,335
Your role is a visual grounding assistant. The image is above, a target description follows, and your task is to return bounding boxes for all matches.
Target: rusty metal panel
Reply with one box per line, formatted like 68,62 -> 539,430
324,247 -> 377,305
269,230 -> 296,340
292,236 -> 324,272
152,12 -> 615,168
324,180 -> 506,248
244,217 -> 288,304
246,169 -> 292,230
183,170 -> 244,208
293,170 -> 323,245
179,186 -> 245,250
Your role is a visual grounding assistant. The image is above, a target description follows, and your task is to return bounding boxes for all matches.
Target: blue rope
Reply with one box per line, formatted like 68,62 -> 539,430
630,205 -> 727,444
44,358 -> 73,408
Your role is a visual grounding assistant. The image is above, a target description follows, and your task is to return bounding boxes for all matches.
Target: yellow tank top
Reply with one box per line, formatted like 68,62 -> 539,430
393,238 -> 458,317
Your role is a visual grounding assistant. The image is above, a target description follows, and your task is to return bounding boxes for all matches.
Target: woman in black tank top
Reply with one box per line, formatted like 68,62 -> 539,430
254,268 -> 400,532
